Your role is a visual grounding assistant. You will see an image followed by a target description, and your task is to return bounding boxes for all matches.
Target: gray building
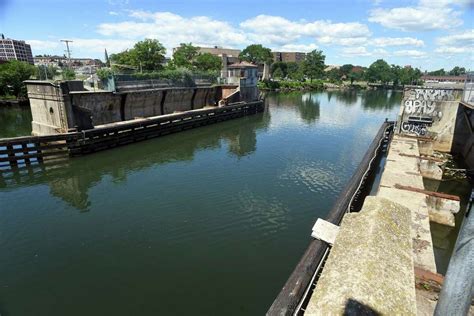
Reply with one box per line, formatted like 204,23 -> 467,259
0,34 -> 34,64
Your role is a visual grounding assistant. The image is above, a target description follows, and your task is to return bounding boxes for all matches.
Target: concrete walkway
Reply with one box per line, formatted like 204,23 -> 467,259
377,135 -> 437,273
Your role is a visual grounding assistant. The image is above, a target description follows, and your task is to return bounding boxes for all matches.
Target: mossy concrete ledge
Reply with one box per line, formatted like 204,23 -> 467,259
305,196 -> 417,315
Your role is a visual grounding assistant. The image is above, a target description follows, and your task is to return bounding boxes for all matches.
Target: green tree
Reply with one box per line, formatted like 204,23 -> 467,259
327,68 -> 342,83
97,68 -> 114,80
172,43 -> 199,69
239,44 -> 273,64
340,64 -> 354,77
271,62 -> 288,78
286,62 -> 303,81
365,59 -> 392,84
193,53 -> 222,72
449,66 -> 466,76
35,65 -> 59,80
109,39 -> 166,72
61,68 -> 76,80
428,68 -> 446,76
390,64 -> 402,86
272,67 -> 284,79
347,69 -> 363,85
0,60 -> 35,98
133,39 -> 166,71
398,66 -> 422,85
303,49 -> 325,82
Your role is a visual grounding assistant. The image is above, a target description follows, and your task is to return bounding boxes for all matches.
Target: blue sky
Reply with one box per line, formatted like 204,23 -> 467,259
1,0 -> 473,70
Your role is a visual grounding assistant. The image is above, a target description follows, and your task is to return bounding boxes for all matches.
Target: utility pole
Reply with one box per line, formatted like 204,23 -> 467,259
60,39 -> 73,68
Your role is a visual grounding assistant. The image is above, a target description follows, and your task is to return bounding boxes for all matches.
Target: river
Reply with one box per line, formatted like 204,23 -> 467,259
0,90 -> 402,315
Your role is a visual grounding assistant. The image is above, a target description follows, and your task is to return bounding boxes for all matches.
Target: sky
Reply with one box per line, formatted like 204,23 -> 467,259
0,0 -> 473,71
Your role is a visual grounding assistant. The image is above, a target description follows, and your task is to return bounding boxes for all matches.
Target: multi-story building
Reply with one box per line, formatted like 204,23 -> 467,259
0,34 -> 34,64
272,51 -> 306,63
196,46 -> 241,59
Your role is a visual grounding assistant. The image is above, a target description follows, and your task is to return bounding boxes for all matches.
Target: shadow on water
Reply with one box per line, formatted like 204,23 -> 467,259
0,111 -> 271,212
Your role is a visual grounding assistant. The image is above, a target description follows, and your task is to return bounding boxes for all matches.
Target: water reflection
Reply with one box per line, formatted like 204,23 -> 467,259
267,92 -> 320,123
0,112 -> 270,211
0,106 -> 32,138
361,89 -> 401,111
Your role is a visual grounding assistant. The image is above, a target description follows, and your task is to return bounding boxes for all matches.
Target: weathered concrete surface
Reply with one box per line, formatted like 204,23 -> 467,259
426,196 -> 460,227
71,91 -> 122,125
377,134 -> 437,272
397,87 -> 462,153
305,197 -> 417,316
377,187 -> 437,272
419,159 -> 444,180
25,81 -> 227,135
311,218 -> 339,245
124,89 -> 164,120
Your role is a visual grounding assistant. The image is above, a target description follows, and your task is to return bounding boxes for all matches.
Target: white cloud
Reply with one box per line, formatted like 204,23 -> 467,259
98,11 -> 248,54
27,40 -> 61,51
393,50 -> 427,58
435,30 -> 474,55
109,11 -> 119,16
368,0 -> 463,31
371,37 -> 424,47
340,46 -> 372,57
274,43 -> 319,52
437,30 -> 474,46
240,15 -> 371,46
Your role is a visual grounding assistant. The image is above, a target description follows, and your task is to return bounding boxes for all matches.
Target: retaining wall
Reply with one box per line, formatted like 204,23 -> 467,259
26,81 -> 240,135
397,87 -> 463,152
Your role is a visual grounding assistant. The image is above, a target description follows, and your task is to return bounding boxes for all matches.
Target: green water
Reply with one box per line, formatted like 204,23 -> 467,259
0,90 -> 401,315
0,106 -> 32,138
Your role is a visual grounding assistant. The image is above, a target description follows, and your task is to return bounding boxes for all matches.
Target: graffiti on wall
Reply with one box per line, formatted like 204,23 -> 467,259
400,89 -> 454,136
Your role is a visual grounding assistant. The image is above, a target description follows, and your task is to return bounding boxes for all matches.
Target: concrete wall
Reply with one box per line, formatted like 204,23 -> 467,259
162,88 -> 194,114
397,87 -> 463,152
123,89 -> 164,120
452,103 -> 474,168
25,81 -> 237,135
26,81 -> 69,135
193,87 -> 216,109
70,92 -> 122,126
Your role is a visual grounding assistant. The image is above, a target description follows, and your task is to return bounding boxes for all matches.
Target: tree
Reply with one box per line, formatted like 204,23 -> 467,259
303,49 -> 325,82
109,39 -> 166,72
61,68 -> 76,80
193,53 -> 222,72
35,65 -> 59,80
0,60 -> 35,98
365,59 -> 392,84
286,62 -> 303,81
347,70 -> 362,84
133,39 -> 166,71
271,62 -> 288,78
390,64 -> 402,86
327,68 -> 342,83
428,68 -> 446,76
239,44 -> 273,64
340,64 -> 354,77
449,66 -> 466,76
171,43 -> 199,69
97,68 -> 114,80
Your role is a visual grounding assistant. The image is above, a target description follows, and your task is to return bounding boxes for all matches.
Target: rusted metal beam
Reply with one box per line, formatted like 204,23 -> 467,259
394,184 -> 460,201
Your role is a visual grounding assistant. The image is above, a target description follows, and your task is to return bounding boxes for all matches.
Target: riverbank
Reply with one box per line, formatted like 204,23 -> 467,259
257,79 -> 403,92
